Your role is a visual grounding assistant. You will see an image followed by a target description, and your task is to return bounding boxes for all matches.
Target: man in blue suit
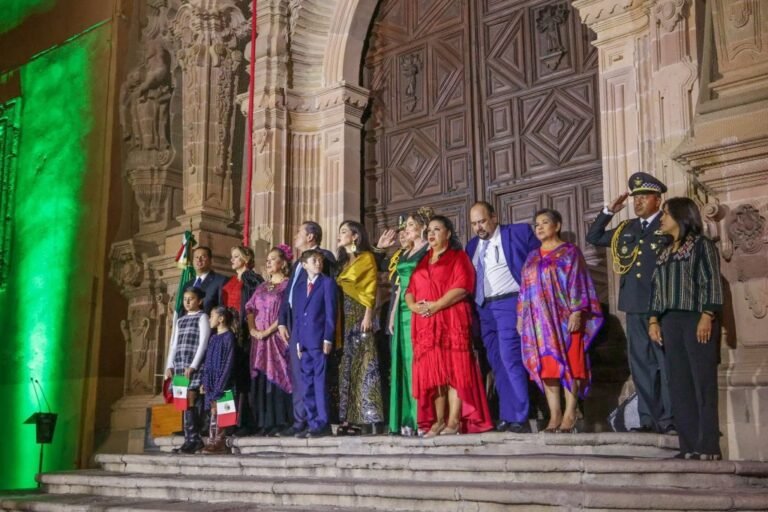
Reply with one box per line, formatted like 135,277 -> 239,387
277,221 -> 337,437
288,250 -> 338,438
467,201 -> 540,433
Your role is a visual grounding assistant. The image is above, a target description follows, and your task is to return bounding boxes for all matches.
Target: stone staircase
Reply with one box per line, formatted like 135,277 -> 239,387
3,433 -> 768,511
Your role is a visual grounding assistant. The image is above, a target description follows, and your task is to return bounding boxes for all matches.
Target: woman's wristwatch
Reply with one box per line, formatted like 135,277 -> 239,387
702,310 -> 716,319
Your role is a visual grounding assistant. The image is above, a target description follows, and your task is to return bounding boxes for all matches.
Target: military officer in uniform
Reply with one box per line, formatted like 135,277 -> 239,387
586,172 -> 675,434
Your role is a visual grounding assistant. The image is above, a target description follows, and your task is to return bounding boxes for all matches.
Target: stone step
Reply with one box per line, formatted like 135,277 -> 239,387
95,452 -> 768,490
154,431 -> 680,458
34,471 -> 768,511
0,493 -> 376,511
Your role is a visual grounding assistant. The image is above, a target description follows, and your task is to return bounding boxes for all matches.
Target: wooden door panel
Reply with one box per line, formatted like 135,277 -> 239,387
365,0 -> 473,232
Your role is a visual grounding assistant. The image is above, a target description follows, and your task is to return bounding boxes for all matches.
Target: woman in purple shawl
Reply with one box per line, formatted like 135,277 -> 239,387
517,209 -> 603,433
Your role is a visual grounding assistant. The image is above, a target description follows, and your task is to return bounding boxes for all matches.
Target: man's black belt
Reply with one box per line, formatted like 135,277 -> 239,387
484,292 -> 518,304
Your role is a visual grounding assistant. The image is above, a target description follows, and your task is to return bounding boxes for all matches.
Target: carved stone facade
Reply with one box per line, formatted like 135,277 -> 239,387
108,0 -> 249,451
105,0 -> 768,459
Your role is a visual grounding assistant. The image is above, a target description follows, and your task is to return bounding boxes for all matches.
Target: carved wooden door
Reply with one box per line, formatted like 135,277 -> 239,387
364,0 -> 607,297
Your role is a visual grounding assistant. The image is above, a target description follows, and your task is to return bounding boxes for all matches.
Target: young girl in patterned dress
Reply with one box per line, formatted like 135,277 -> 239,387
165,287 -> 210,454
201,306 -> 236,453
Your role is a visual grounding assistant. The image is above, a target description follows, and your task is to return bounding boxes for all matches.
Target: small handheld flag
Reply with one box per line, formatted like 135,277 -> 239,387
216,390 -> 237,428
172,375 -> 190,411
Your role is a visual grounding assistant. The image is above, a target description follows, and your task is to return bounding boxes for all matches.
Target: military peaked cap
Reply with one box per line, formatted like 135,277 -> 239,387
628,172 -> 667,196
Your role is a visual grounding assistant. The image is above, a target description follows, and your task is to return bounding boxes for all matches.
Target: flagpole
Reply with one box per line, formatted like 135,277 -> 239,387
243,0 -> 258,246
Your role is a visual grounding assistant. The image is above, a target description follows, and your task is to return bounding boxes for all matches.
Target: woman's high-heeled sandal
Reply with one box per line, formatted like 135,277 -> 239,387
422,422 -> 445,438
440,423 -> 460,435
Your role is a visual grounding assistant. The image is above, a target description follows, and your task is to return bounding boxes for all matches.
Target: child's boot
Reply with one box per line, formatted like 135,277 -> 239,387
203,416 -> 229,454
180,408 -> 203,454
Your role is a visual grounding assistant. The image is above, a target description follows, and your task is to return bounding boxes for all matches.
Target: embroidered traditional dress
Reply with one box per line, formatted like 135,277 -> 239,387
336,251 -> 384,425
407,248 -> 493,433
388,244 -> 428,434
517,242 -> 604,397
245,279 -> 293,431
201,331 -> 236,410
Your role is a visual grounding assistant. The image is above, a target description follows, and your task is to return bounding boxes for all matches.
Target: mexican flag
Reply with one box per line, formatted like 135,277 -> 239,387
172,375 -> 190,411
216,390 -> 237,428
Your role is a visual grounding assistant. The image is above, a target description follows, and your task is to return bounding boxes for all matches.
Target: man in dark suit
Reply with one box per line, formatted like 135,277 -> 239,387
277,221 -> 337,436
586,172 -> 674,434
182,246 -> 229,316
467,201 -> 540,433
291,250 -> 338,438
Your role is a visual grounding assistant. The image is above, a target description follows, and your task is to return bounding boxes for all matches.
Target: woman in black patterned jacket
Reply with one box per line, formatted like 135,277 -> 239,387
648,197 -> 723,461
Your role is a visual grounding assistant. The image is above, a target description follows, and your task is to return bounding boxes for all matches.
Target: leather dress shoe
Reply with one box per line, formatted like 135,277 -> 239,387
630,425 -> 655,433
507,422 -> 531,434
496,420 -> 512,432
304,426 -> 331,439
294,427 -> 310,438
660,424 -> 677,435
277,425 -> 304,437
230,427 -> 254,438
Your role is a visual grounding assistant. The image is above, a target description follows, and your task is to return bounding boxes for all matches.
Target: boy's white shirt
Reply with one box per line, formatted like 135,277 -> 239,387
165,310 -> 211,370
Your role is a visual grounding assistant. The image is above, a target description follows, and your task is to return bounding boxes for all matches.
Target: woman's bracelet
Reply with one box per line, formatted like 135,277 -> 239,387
702,311 -> 715,319
648,320 -> 659,326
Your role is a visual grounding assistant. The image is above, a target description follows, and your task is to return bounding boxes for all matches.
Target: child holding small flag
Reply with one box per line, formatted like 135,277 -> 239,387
201,306 -> 237,453
165,287 -> 210,454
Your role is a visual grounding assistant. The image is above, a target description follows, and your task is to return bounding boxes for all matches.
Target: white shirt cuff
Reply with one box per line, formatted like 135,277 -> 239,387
602,206 -> 614,215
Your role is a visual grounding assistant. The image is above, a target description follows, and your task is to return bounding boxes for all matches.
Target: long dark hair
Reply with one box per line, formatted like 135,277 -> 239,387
211,305 -> 235,330
429,215 -> 463,251
664,197 -> 702,241
336,220 -> 374,267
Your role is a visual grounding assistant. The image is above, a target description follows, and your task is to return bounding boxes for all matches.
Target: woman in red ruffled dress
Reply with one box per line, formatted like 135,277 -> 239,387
405,215 -> 493,437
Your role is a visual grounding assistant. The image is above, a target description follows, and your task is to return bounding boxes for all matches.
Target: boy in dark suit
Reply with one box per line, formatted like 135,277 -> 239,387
289,249 -> 338,438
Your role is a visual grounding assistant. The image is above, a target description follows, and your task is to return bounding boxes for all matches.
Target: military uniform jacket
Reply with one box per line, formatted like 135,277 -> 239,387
586,212 -> 668,314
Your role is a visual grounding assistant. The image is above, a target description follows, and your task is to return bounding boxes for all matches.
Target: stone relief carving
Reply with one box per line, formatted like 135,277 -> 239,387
728,204 -> 766,255
118,0 -> 183,234
400,53 -> 422,113
705,201 -> 768,320
109,241 -> 170,395
728,0 -> 753,29
654,0 -> 686,33
169,0 -> 248,214
120,1 -> 175,165
713,0 -> 763,67
536,3 -> 570,71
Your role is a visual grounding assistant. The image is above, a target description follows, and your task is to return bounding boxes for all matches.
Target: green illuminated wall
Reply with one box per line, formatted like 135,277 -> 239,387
0,22 -> 111,490
0,0 -> 56,35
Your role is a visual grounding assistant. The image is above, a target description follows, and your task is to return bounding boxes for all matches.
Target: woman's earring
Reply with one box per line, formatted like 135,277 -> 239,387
350,242 -> 357,253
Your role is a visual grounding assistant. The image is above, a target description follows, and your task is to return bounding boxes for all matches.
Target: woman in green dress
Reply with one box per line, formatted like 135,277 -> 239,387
386,208 -> 431,436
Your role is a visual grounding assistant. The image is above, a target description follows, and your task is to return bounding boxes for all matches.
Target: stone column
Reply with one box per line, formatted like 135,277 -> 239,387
236,0 -> 289,261
286,83 -> 369,247
237,0 -> 370,260
169,0 -> 249,249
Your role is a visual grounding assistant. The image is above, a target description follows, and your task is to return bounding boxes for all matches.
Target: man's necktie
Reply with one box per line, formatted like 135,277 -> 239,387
307,282 -> 314,296
475,240 -> 489,306
641,220 -> 648,233
193,276 -> 202,288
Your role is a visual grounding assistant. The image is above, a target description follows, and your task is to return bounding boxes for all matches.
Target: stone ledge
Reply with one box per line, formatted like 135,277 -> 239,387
36,472 -> 768,511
